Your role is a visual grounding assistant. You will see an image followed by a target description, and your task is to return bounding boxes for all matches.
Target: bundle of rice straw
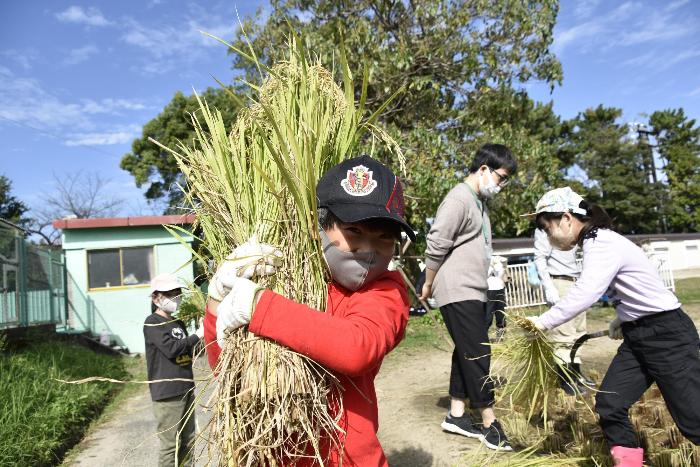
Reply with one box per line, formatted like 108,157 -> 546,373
155,34 -> 404,465
489,314 -> 581,424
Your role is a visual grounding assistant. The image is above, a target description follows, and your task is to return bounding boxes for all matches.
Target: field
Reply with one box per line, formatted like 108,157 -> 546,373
376,277 -> 700,466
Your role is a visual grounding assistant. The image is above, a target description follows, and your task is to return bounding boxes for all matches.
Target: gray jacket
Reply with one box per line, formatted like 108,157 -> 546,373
425,183 -> 491,306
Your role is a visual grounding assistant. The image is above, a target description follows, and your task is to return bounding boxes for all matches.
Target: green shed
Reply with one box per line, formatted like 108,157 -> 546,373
53,214 -> 196,353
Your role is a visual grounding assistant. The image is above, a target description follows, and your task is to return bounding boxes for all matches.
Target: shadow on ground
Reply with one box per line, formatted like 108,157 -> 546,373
387,446 -> 434,466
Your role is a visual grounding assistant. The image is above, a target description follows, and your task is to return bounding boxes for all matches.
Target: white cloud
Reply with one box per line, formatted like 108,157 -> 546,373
688,86 -> 700,97
666,0 -> 690,12
0,67 -> 147,148
55,6 -> 110,27
554,1 -> 698,55
574,0 -> 602,19
622,48 -> 700,70
1,48 -> 40,70
64,126 -> 141,146
119,12 -> 236,74
63,45 -> 99,65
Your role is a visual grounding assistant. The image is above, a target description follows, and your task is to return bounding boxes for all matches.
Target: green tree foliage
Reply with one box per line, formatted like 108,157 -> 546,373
561,106 -> 664,234
649,108 -> 700,233
232,0 -> 562,124
0,175 -> 30,227
120,87 -> 242,210
229,0 -> 564,237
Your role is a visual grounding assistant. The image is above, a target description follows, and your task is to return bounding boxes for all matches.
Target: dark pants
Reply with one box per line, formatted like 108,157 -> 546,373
595,308 -> 700,448
153,391 -> 196,466
485,289 -> 507,329
440,300 -> 494,409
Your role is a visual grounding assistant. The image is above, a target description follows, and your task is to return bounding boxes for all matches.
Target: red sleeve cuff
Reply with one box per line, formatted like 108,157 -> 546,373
248,289 -> 276,335
203,305 -> 221,371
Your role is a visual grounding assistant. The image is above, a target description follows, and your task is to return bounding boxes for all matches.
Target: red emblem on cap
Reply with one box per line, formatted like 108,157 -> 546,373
341,165 -> 377,196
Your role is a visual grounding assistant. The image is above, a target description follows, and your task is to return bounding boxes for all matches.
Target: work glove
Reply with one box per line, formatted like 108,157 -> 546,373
608,316 -> 623,340
544,285 -> 560,305
525,316 -> 546,333
208,239 -> 283,302
215,276 -> 264,345
195,318 -> 205,339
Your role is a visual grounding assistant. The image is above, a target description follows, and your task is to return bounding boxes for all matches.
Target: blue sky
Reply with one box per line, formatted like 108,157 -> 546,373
1,0 -> 699,220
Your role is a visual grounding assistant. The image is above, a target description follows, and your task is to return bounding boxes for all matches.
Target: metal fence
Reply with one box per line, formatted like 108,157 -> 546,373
504,253 -> 675,309
1,226 -> 66,329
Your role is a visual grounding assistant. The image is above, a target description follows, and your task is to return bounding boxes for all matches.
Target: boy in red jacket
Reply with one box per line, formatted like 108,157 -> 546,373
203,155 -> 414,466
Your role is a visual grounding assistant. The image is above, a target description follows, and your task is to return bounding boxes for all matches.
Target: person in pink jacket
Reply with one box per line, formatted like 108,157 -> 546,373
526,187 -> 700,467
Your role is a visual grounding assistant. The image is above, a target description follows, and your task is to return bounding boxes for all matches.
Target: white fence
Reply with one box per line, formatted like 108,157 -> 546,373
504,253 -> 675,310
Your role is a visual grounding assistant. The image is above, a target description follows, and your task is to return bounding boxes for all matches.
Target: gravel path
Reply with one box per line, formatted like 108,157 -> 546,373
65,364 -> 213,467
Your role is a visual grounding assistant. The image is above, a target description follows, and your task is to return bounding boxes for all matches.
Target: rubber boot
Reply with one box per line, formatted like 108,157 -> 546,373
610,446 -> 644,467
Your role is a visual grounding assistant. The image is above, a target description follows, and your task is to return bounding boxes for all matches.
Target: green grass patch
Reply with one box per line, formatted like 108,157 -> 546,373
397,312 -> 451,354
675,277 -> 700,304
0,339 -> 128,466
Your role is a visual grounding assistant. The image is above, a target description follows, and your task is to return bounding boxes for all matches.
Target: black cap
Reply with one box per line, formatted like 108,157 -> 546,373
317,155 -> 416,242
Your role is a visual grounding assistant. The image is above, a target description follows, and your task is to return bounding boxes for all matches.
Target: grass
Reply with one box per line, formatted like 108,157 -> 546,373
396,312 -> 451,354
675,277 -> 700,304
0,338 -> 128,467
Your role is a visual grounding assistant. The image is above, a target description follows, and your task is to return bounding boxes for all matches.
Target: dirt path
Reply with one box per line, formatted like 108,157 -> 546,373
376,304 -> 700,466
65,305 -> 699,467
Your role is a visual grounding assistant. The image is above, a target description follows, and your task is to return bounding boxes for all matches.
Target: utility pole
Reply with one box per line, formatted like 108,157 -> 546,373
636,124 -> 657,184
634,123 -> 667,233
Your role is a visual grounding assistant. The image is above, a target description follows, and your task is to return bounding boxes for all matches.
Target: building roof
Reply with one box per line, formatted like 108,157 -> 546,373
52,214 -> 196,230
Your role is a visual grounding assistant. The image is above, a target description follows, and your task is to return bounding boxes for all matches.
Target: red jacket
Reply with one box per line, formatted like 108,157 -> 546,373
203,270 -> 409,466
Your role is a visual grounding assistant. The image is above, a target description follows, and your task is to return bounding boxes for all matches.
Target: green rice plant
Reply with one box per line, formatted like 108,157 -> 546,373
156,32 -> 404,465
176,282 -> 207,328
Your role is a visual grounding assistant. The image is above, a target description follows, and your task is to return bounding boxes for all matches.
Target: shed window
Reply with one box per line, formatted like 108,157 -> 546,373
88,246 -> 154,289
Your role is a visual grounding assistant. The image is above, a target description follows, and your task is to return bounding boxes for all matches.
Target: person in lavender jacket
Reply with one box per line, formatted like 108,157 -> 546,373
526,187 -> 700,467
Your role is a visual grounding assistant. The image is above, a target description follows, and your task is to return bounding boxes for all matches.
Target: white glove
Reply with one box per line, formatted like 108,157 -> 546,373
209,239 -> 282,302
215,276 -> 263,345
544,286 -> 560,305
525,316 -> 546,332
609,316 -> 623,340
195,318 -> 205,339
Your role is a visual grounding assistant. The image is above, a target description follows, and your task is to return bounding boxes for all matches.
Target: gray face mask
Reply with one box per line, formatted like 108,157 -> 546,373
320,229 -> 392,291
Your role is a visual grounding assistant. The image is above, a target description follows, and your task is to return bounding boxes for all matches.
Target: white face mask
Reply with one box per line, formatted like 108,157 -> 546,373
479,168 -> 502,199
157,295 -> 182,313
548,218 -> 576,251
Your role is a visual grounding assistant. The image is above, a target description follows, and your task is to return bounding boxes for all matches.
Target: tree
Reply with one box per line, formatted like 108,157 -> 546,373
124,1 -> 564,235
120,87 -> 243,211
231,0 -> 562,127
228,0 -> 564,237
649,108 -> 700,232
561,106 -> 664,234
0,175 -> 30,227
29,171 -> 124,245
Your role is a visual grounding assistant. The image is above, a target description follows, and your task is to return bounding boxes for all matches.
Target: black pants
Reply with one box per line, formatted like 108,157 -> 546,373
595,308 -> 700,447
485,289 -> 507,329
440,300 -> 494,409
